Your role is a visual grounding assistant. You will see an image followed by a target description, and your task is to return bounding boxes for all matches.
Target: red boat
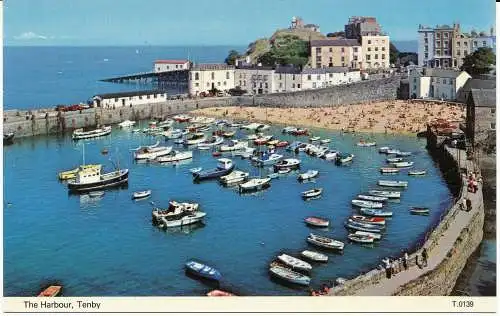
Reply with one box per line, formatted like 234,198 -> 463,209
206,290 -> 235,296
291,129 -> 308,136
304,216 -> 329,228
212,152 -> 222,157
38,285 -> 62,297
350,215 -> 385,226
275,141 -> 289,147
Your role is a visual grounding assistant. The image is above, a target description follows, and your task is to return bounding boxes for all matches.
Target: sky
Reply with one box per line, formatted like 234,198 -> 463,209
3,0 -> 496,46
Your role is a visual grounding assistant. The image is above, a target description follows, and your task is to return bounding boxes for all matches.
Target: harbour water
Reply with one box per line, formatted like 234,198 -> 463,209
4,124 -> 454,296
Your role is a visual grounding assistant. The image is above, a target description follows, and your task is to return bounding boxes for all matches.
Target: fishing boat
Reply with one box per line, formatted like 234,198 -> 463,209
277,254 -> 312,271
350,215 -> 386,226
239,177 -> 271,192
222,130 -> 236,138
410,207 -> 430,215
335,153 -> 354,165
184,133 -> 207,146
386,157 -> 403,163
118,120 -> 136,128
278,168 -> 291,174
290,128 -> 308,136
357,195 -> 388,202
351,199 -> 383,208
185,261 -> 221,281
156,150 -> 193,163
360,208 -> 393,217
134,146 -> 172,160
298,170 -> 319,181
173,114 -> 191,123
307,233 -> 344,251
304,216 -> 329,228
282,126 -> 298,134
197,136 -> 223,149
269,263 -> 310,286
353,230 -> 382,240
380,167 -> 400,174
409,170 -> 427,176
320,138 -> 331,144
344,220 -> 383,233
396,151 -> 412,157
38,285 -> 62,297
309,136 -> 321,142
193,158 -> 234,181
220,140 -> 248,152
254,135 -> 273,145
357,140 -> 376,147
152,201 -> 205,227
206,290 -> 235,296
163,129 -> 184,139
132,190 -> 151,199
72,126 -> 112,140
252,153 -> 283,166
58,164 -> 101,180
274,158 -> 301,171
4,132 -> 14,145
88,191 -> 105,198
378,180 -> 408,188
302,188 -> 323,199
391,161 -> 414,168
301,250 -> 328,262
368,190 -> 401,199
67,167 -> 129,193
347,233 -> 374,244
219,170 -> 249,185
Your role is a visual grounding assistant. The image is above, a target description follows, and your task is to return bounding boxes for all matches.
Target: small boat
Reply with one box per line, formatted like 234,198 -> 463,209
298,170 -> 319,181
88,191 -> 105,198
220,140 -> 249,152
410,207 -> 430,215
344,220 -> 383,233
58,164 -> 101,180
320,139 -> 331,144
267,172 -> 279,179
212,152 -> 221,157
380,167 -> 400,174
392,161 -> 414,168
267,139 -> 279,146
254,135 -> 273,145
269,263 -> 311,286
197,136 -> 224,149
386,157 -> 403,163
350,215 -> 386,226
304,216 -> 329,227
291,128 -> 308,136
301,250 -> 328,262
185,261 -> 221,281
351,199 -> 383,208
239,177 -> 271,192
247,134 -> 259,140
185,133 -> 207,146
134,146 -> 172,160
307,233 -> 344,251
219,170 -> 249,185
252,153 -> 283,166
4,132 -> 15,145
368,190 -> 401,199
38,285 -> 62,297
222,130 -> 236,138
157,150 -> 193,163
275,141 -> 289,147
274,158 -> 301,171
378,147 -> 390,154
282,126 -> 298,134
173,114 -> 191,122
132,128 -> 141,133
193,158 -> 234,181
206,290 -> 235,296
286,141 -> 306,152
164,129 -> 184,139
335,153 -> 354,165
396,151 -> 412,157
157,119 -> 174,128
378,180 -> 408,188
309,136 -> 321,142
323,150 -> 339,161
277,254 -> 312,271
357,141 -> 376,147
302,188 -> 323,199
348,233 -> 374,244
118,120 -> 136,128
153,202 -> 205,228
357,195 -> 388,202
72,126 -> 112,140
353,230 -> 382,240
190,167 -> 202,174
409,170 -> 427,176
67,167 -> 128,193
386,149 -> 401,155
278,168 -> 291,174
360,208 -> 393,217
133,190 -> 151,199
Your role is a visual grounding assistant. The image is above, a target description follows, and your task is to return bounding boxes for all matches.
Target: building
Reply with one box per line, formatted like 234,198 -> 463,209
432,24 -> 459,68
418,25 -> 435,67
273,65 -> 302,93
188,64 -> 235,96
456,77 -> 496,103
153,60 -> 190,73
301,67 -> 361,90
310,39 -> 362,69
235,66 -> 275,94
360,35 -> 390,69
92,90 -> 168,108
465,88 -> 496,150
409,68 -> 471,100
345,16 -> 381,38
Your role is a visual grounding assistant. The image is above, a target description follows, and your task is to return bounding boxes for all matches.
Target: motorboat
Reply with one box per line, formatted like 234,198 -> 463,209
269,263 -> 310,286
274,158 -> 301,171
267,172 -> 279,179
38,285 -> 62,297
267,139 -> 279,146
247,134 -> 259,140
409,170 -> 427,176
157,119 -> 174,128
335,153 -> 354,165
282,126 -> 297,134
378,147 -> 391,154
163,129 -> 184,139
351,199 -> 383,208
290,128 -> 308,136
309,136 -> 321,142
344,220 -> 383,233
368,190 -> 401,199
252,153 -> 283,166
386,157 -> 403,163
193,158 -> 234,181
254,135 -> 273,145
298,170 -> 319,181
173,114 -> 191,122
67,167 -> 128,192
357,195 -> 388,202
396,151 -> 412,157
232,146 -> 255,158
185,261 -> 221,281
278,168 -> 291,174
320,139 -> 331,144
357,141 -> 376,147
206,290 -> 235,296
275,140 -> 289,147
380,167 -> 400,174
197,136 -> 223,149
378,180 -> 408,188
256,124 -> 270,132
152,201 -> 204,227
118,120 -> 136,128
302,188 -> 323,199
220,140 -> 249,152
185,133 -> 207,146
58,164 -> 101,180
323,150 -> 339,161
72,126 -> 111,140
239,177 -> 271,192
386,149 -> 401,155
133,190 -> 151,199
410,207 -> 430,215
241,123 -> 261,131
353,230 -> 382,240
219,170 -> 249,185
134,146 -> 172,160
304,216 -> 329,228
157,150 -> 193,163
347,233 -> 374,244
307,233 -> 344,251
350,215 -> 386,226
360,208 -> 393,217
301,250 -> 328,262
286,141 -> 307,152
277,254 -> 312,271
391,161 -> 414,168
222,130 -> 236,138
4,132 -> 14,145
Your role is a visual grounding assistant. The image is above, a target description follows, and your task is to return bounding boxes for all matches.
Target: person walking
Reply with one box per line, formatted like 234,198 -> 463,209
403,252 -> 409,270
422,248 -> 428,267
385,259 -> 392,279
391,260 -> 397,275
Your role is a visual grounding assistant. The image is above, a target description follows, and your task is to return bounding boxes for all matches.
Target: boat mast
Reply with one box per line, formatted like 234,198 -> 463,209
82,142 -> 85,165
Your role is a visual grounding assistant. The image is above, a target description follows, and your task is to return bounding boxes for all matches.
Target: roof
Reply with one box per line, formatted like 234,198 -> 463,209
310,39 -> 360,47
462,78 -> 496,92
236,65 -> 275,71
191,63 -> 235,71
421,68 -> 466,78
154,59 -> 189,64
470,88 -> 496,108
274,65 -> 302,74
93,90 -> 166,99
302,67 -> 351,74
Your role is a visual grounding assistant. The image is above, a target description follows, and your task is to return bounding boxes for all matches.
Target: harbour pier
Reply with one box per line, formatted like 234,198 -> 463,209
100,70 -> 189,90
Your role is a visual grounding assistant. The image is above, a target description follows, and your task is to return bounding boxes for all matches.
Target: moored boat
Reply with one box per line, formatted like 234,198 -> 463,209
278,168 -> 291,174
409,170 -> 427,176
239,177 -> 271,192
335,153 -> 354,165
378,147 -> 390,154
58,164 -> 101,180
184,132 -> 207,146
396,151 -> 412,157
193,158 -> 234,181
220,140 -> 248,152
38,285 -> 62,297
173,114 -> 192,122
351,199 -> 383,208
252,153 -> 283,166
309,136 -> 321,142
357,140 -> 376,147
134,146 -> 172,160
386,157 -> 403,163
277,254 -> 312,271
301,250 -> 328,262
391,161 -> 414,168
357,195 -> 388,202
254,135 -> 273,145
320,138 -> 331,144
72,126 -> 112,140
156,150 -> 193,163
67,167 -> 129,192
347,233 -> 374,244
132,190 -> 151,199
350,215 -> 386,226
290,128 -> 308,136
368,190 -> 401,199
4,132 -> 14,145
275,140 -> 289,147
118,120 -> 136,128
353,230 -> 382,240
380,167 -> 400,174
185,260 -> 221,281
410,207 -> 430,215
274,158 -> 301,171
302,188 -> 323,199
298,170 -> 319,181
360,208 -> 393,217
269,263 -> 311,286
344,220 -> 383,233
222,130 -> 236,138
197,136 -> 223,149
219,170 -> 249,185
304,216 -> 329,228
307,233 -> 344,251
378,180 -> 408,188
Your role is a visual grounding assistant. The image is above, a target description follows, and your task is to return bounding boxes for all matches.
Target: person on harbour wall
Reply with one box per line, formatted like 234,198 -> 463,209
403,251 -> 409,270
422,248 -> 428,267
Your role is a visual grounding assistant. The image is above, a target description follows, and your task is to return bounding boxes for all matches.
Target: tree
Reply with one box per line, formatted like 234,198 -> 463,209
389,42 -> 399,65
461,47 -> 496,75
257,34 -> 309,67
326,31 -> 345,38
225,50 -> 241,66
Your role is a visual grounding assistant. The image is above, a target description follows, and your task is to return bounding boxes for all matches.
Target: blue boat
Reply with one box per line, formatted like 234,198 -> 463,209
193,158 -> 234,181
185,260 -> 222,281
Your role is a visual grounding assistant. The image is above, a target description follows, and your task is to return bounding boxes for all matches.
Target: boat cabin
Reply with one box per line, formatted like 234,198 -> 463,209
76,168 -> 102,184
217,158 -> 233,170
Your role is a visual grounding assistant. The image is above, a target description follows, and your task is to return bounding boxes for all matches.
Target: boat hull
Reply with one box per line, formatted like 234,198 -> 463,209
194,166 -> 234,181
68,169 -> 129,192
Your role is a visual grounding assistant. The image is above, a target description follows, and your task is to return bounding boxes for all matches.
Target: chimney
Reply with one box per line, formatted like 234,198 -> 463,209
491,26 -> 495,36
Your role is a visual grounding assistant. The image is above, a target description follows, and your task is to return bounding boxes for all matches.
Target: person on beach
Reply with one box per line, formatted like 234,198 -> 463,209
391,260 -> 397,275
416,253 -> 422,269
422,248 -> 428,267
404,252 -> 409,270
385,259 -> 392,279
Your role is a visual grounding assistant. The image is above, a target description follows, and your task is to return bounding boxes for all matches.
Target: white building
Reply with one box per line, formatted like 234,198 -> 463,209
417,25 -> 435,67
153,60 -> 190,73
301,67 -> 361,90
360,35 -> 390,69
409,68 -> 471,100
235,66 -> 275,94
188,64 -> 235,96
92,90 -> 168,109
273,65 -> 303,93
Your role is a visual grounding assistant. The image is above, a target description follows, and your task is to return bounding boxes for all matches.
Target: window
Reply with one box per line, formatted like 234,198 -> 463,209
243,80 -> 246,86
382,54 -> 385,59
297,84 -> 301,88
263,75 -> 268,80
279,74 -> 282,80
436,49 -> 441,55
442,79 -> 447,84
252,75 -> 256,80
341,56 -> 345,61
195,72 -> 199,80
317,75 -> 321,80
382,46 -> 385,51
353,47 -> 358,52
114,98 -> 118,102
175,65 -> 178,68
413,85 -> 417,91
195,83 -> 199,87
292,75 -> 295,80
316,47 -> 321,54
353,55 -> 358,60
491,108 -> 495,114
223,81 -> 227,86
341,47 -> 345,53
211,72 -> 215,80
464,50 -> 468,55
139,96 -> 142,100
473,41 -> 478,47
368,47 -> 371,51
464,41 -> 468,46
329,47 -> 332,52
239,80 -> 242,86
436,78 -> 440,83
375,47 -> 378,51
257,75 -> 262,80
329,57 -> 333,62
424,38 -> 428,44
313,82 -> 317,88
491,122 -> 496,130
226,72 -> 230,79
368,40 -> 371,44
444,32 -> 449,38
444,40 -> 448,46
307,75 -> 311,80
265,83 -> 268,88
292,83 -> 295,88
206,83 -> 210,87
436,33 -> 441,38
424,53 -> 428,58
374,54 -> 378,59
329,73 -> 333,78
253,82 -> 256,88
154,94 -> 157,98
483,41 -> 487,46
457,51 -> 461,56
436,41 -> 441,47
366,54 -> 371,60
259,83 -> 262,88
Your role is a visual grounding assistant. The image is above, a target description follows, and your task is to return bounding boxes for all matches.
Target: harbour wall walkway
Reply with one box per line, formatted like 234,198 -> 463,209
3,76 -> 401,138
329,129 -> 484,296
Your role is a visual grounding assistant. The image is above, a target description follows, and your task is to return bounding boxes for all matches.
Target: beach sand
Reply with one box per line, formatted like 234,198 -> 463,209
190,100 -> 465,135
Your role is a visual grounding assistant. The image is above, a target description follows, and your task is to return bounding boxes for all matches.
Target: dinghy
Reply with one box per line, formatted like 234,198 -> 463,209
307,233 -> 344,251
380,167 -> 400,174
298,170 -> 319,181
274,158 -> 301,171
301,250 -> 328,262
360,208 -> 393,217
410,207 -> 430,215
277,254 -> 312,271
348,233 -> 374,244
238,177 -> 271,192
118,120 -> 136,128
344,220 -> 383,233
269,263 -> 310,286
132,190 -> 151,199
391,161 -> 414,168
185,261 -> 222,281
409,170 -> 427,176
222,130 -> 236,138
351,199 -> 383,208
353,230 -> 382,240
357,195 -> 388,202
278,168 -> 291,174
368,190 -> 401,199
304,216 -> 329,228
302,188 -> 323,199
219,170 -> 249,185
157,150 -> 193,163
320,139 -> 331,144
386,157 -> 403,163
350,215 -> 386,226
378,180 -> 408,188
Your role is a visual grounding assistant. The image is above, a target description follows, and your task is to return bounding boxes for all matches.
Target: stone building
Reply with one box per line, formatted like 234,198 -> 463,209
465,88 -> 496,150
310,39 -> 361,69
273,65 -> 302,93
235,65 -> 275,94
409,68 -> 471,100
456,77 -> 496,103
153,60 -> 190,73
301,67 -> 361,90
92,90 -> 168,109
188,64 -> 235,96
345,16 -> 381,38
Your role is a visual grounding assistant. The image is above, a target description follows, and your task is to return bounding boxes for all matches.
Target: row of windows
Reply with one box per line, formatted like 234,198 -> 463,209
367,46 -> 386,51
366,39 -> 386,44
158,64 -> 184,70
193,81 -> 228,87
316,47 -> 359,53
113,94 -> 165,102
253,82 -> 269,88
191,71 -> 231,80
365,54 -> 386,60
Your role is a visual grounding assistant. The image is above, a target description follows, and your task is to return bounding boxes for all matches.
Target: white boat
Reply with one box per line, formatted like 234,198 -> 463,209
190,167 -> 202,174
409,170 -> 427,176
269,264 -> 311,286
378,180 -> 408,188
219,170 -> 249,185
320,139 -> 331,144
118,120 -> 136,128
156,150 -> 193,163
351,199 -> 383,208
304,216 -> 329,227
380,167 -> 400,174
368,190 -> 401,199
307,233 -> 344,251
323,151 -> 339,161
158,211 -> 206,228
163,129 -> 184,139
298,170 -> 319,181
357,141 -> 376,147
282,126 -> 298,134
157,119 -> 174,128
360,208 -> 393,217
152,201 -> 204,228
379,147 -> 390,153
233,146 -> 255,158
350,215 -> 386,226
392,161 -> 414,168
253,135 -> 273,145
197,136 -> 223,149
267,173 -> 279,179
241,123 -> 262,131
133,190 -> 151,199
357,195 -> 388,202
345,220 -> 384,233
277,254 -> 312,271
256,124 -> 270,132
278,168 -> 291,174
185,133 -> 207,146
309,136 -> 321,142
354,230 -> 382,240
386,157 -> 403,163
307,146 -> 329,158
302,188 -> 323,199
239,177 -> 271,192
247,134 -> 259,140
252,153 -> 283,166
134,146 -> 172,160
410,207 -> 430,215
274,158 -> 301,170
335,153 -> 354,165
72,126 -> 112,140
347,233 -> 374,244
396,151 -> 412,157
301,250 -> 328,262
220,140 -> 249,152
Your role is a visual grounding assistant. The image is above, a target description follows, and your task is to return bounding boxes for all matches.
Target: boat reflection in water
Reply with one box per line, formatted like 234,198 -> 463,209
160,222 -> 206,235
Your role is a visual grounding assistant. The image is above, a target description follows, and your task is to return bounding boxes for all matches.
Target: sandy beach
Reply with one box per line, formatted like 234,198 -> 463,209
190,100 -> 465,135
